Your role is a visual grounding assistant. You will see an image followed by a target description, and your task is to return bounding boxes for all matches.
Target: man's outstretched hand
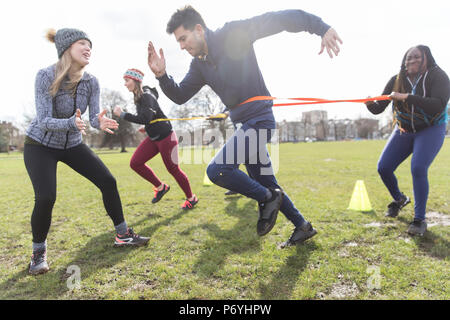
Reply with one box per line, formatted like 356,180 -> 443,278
319,28 -> 343,58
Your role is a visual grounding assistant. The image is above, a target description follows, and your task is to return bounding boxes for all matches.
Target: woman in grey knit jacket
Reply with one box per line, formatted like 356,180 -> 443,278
24,28 -> 149,275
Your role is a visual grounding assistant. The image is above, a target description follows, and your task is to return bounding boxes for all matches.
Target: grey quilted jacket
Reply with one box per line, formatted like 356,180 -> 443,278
26,64 -> 100,149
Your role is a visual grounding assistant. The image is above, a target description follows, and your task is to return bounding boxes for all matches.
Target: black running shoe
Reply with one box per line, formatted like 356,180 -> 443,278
181,195 -> 198,210
152,184 -> 170,203
29,248 -> 49,275
280,221 -> 318,249
257,189 -> 283,236
114,228 -> 150,247
407,219 -> 427,236
386,194 -> 411,218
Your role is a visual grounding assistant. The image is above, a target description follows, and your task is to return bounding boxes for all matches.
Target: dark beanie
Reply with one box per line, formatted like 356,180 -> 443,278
54,28 -> 92,58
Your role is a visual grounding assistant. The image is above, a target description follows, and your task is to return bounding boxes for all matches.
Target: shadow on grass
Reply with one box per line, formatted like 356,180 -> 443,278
398,216 -> 449,260
358,210 -> 376,215
411,229 -> 450,260
183,197 -> 318,299
0,209 -> 187,299
258,242 -> 317,299
181,198 -> 260,279
0,268 -> 32,300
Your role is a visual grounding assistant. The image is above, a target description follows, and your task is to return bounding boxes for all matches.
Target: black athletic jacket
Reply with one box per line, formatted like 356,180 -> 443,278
121,86 -> 172,141
367,66 -> 449,133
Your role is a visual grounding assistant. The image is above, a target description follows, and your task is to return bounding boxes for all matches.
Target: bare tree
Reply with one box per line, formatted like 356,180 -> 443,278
18,102 -> 36,133
0,121 -> 21,153
0,125 -> 8,153
355,118 -> 379,139
169,102 -> 199,141
100,88 -> 137,152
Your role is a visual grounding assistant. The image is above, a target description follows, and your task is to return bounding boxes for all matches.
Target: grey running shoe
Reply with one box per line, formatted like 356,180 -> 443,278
114,228 -> 150,247
386,194 -> 411,218
407,219 -> 427,236
257,189 -> 283,236
29,248 -> 49,275
280,221 -> 317,249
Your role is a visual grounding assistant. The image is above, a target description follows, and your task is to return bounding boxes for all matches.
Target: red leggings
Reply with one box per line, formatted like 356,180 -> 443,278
130,132 -> 193,198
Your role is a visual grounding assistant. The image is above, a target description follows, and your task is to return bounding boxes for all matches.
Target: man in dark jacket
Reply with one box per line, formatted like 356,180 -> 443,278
147,6 -> 342,247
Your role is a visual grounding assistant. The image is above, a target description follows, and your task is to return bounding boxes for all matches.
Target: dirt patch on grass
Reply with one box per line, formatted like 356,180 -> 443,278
364,222 -> 397,228
362,213 -> 448,230
317,273 -> 361,299
398,236 -> 412,243
426,212 -> 450,228
338,250 -> 350,258
318,277 -> 360,299
125,280 -> 158,294
329,282 -> 360,299
364,222 -> 383,228
338,241 -> 360,257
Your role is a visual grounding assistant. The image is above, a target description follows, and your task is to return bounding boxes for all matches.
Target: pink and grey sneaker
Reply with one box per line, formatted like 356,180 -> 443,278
181,195 -> 198,210
114,228 -> 149,247
29,248 -> 49,275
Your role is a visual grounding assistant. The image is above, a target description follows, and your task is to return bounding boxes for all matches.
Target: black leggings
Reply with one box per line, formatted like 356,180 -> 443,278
24,143 -> 125,243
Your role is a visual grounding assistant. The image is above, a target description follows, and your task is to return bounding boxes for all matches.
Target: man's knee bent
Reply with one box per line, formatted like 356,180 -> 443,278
207,163 -> 232,183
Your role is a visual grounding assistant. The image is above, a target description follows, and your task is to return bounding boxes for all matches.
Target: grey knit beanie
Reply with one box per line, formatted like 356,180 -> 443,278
54,28 -> 92,58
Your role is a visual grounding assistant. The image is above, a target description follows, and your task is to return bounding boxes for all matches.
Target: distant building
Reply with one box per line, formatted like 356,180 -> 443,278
302,110 -> 328,124
277,110 -> 380,142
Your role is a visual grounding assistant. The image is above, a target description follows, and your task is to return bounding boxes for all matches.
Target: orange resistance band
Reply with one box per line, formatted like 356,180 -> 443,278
150,95 -> 392,124
238,95 -> 391,107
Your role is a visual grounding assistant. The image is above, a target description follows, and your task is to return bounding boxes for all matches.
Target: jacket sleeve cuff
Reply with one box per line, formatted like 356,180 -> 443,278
318,24 -> 331,37
405,94 -> 419,104
69,114 -> 78,131
156,73 -> 170,82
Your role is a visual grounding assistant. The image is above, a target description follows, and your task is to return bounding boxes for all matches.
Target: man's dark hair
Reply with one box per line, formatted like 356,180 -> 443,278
166,5 -> 206,34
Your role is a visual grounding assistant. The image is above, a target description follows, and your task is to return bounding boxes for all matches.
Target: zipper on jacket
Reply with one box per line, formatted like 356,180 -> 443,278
65,82 -> 81,150
407,75 -> 422,134
44,96 -> 58,147
40,131 -> 48,145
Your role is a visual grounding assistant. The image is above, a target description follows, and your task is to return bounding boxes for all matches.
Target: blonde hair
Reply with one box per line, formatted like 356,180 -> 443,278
46,28 -> 84,97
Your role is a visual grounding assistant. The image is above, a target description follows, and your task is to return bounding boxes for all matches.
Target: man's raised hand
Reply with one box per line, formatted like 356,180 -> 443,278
319,28 -> 343,58
148,41 -> 167,77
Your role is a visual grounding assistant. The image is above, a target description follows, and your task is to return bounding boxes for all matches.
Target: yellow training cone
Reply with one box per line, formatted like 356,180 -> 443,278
348,180 -> 372,212
203,171 -> 213,186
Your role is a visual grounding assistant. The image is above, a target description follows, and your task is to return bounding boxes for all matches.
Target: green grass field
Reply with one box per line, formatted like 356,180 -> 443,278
0,139 -> 448,300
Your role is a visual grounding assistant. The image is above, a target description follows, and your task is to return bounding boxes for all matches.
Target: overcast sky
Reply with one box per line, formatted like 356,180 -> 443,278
1,0 -> 449,127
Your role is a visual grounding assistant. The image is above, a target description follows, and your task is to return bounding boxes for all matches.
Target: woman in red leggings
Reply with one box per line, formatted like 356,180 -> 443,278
113,68 -> 198,209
